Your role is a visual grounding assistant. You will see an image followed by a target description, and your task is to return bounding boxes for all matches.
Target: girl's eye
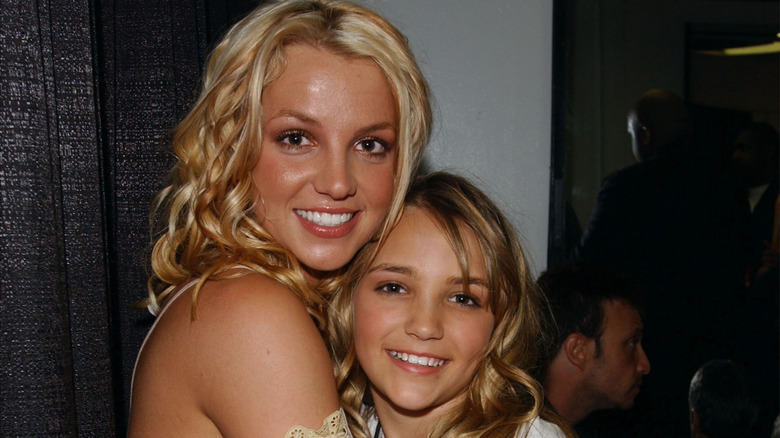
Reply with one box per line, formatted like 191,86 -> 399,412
376,282 -> 406,295
276,130 -> 312,148
355,138 -> 390,157
449,294 -> 479,308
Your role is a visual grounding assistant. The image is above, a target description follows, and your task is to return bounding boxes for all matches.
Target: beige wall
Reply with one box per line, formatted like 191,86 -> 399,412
360,0 -> 554,273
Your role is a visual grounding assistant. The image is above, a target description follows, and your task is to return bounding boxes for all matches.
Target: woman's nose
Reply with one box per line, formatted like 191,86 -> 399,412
312,148 -> 357,200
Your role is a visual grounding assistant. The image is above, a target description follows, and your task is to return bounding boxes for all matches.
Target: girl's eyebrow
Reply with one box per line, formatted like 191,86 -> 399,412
365,263 -> 414,277
451,276 -> 488,288
366,264 -> 488,286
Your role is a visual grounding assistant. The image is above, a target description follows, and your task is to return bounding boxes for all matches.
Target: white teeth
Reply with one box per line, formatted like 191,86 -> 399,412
389,350 -> 445,367
295,210 -> 353,227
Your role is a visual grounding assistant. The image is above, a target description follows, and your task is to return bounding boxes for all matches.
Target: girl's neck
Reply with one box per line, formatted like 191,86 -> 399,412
373,411 -> 432,438
371,392 -> 448,438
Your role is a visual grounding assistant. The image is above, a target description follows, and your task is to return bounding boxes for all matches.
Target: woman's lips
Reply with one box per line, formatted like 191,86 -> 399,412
294,209 -> 354,226
294,209 -> 360,238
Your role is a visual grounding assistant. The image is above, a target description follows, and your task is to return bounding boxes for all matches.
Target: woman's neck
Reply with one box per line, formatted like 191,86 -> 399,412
302,265 -> 327,287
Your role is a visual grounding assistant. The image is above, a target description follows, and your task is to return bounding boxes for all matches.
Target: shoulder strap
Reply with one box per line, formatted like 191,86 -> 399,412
129,277 -> 200,412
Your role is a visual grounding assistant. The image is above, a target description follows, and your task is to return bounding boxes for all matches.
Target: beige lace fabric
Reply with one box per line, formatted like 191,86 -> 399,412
284,408 -> 352,438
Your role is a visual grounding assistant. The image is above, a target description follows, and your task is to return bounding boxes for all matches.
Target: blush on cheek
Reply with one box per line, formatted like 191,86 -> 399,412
373,179 -> 396,223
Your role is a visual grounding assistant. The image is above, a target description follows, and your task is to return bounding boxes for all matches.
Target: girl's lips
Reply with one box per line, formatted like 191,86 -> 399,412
295,209 -> 360,239
387,350 -> 447,367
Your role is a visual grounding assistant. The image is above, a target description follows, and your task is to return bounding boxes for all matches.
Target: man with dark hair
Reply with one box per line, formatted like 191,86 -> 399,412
537,261 -> 650,428
688,360 -> 759,438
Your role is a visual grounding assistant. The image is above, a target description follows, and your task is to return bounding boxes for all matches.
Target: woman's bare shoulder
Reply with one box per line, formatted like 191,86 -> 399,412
197,272 -> 315,326
130,273 -> 340,437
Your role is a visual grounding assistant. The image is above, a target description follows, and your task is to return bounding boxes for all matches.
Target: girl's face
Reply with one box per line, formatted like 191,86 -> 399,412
254,44 -> 397,280
354,207 -> 495,422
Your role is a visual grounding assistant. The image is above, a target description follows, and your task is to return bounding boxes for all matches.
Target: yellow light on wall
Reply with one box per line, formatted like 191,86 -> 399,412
698,35 -> 780,56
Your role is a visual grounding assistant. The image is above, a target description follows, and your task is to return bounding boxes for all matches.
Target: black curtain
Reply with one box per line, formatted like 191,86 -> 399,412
0,0 -> 211,435
99,0 -> 209,434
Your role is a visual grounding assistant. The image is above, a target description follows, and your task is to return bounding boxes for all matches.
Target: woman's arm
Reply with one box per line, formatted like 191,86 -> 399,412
129,273 -> 340,437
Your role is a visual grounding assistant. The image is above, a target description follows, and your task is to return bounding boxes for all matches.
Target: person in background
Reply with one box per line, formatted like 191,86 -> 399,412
729,122 -> 779,437
128,1 -> 432,436
328,172 -> 571,438
573,89 -> 742,435
688,359 -> 759,438
731,122 -> 779,288
536,261 -> 650,434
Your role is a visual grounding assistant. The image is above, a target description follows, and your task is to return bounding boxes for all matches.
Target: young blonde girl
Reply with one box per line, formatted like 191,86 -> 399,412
328,172 -> 573,437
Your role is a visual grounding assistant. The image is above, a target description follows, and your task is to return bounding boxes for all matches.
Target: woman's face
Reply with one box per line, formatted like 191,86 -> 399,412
254,45 -> 397,278
353,207 -> 495,421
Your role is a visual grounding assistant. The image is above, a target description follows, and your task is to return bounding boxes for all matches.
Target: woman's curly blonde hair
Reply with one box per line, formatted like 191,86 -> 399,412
327,172 -> 572,438
146,0 -> 432,324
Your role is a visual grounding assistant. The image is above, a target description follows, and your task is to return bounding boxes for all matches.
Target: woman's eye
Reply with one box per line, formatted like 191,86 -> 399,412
376,282 -> 406,295
450,294 -> 479,307
276,130 -> 312,148
356,138 -> 389,156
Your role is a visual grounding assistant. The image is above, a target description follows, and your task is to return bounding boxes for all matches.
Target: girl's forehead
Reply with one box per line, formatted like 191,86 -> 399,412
386,207 -> 487,272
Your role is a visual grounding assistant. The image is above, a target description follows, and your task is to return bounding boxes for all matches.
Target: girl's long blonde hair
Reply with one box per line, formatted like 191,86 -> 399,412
147,0 -> 432,324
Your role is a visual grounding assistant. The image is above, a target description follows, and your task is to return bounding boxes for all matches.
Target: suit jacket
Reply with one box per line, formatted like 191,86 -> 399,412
574,148 -> 741,294
573,147 -> 747,436
739,177 -> 779,282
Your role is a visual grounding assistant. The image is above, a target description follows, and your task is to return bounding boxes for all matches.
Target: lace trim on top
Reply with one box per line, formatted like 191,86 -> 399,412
284,408 -> 352,438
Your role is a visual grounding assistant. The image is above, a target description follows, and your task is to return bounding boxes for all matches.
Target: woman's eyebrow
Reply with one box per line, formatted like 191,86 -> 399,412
266,109 -> 320,125
354,122 -> 396,137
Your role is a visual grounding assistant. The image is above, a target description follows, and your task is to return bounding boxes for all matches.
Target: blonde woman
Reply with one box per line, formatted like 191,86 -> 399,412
329,172 -> 573,437
128,1 -> 432,436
